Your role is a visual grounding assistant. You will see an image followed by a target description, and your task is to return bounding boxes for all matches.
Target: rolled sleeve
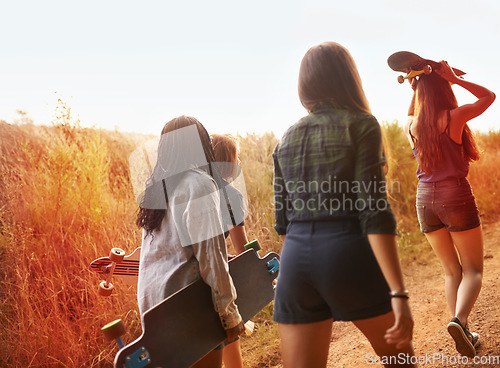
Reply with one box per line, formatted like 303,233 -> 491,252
353,117 -> 397,235
192,236 -> 242,329
179,172 -> 242,329
273,145 -> 289,235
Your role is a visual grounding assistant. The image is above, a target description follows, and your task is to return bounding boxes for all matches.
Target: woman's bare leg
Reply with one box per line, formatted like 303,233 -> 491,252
424,228 -> 462,315
191,348 -> 223,368
278,319 -> 333,368
222,339 -> 243,368
424,226 -> 483,324
353,312 -> 416,368
449,226 -> 483,324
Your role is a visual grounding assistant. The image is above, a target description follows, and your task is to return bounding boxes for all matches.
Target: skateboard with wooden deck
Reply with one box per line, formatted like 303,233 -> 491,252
90,247 -> 141,295
387,51 -> 465,84
89,240 -> 263,294
106,243 -> 279,368
92,240 -> 278,367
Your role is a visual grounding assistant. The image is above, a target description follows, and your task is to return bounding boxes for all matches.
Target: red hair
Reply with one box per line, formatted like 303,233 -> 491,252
414,73 -> 480,173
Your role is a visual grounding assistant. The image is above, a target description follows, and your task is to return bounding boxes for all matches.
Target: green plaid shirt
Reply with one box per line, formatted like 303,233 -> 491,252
273,107 -> 397,235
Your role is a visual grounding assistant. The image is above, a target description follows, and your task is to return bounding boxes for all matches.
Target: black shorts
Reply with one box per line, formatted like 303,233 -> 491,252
273,220 -> 392,323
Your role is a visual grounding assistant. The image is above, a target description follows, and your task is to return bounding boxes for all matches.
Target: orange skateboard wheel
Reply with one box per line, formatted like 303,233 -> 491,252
109,248 -> 126,263
98,280 -> 114,296
102,319 -> 127,341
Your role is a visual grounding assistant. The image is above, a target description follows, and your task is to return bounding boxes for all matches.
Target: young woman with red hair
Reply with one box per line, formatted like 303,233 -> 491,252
406,61 -> 495,357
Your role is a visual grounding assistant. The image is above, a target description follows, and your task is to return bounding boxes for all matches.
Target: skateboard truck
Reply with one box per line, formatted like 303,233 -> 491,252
266,258 -> 279,275
397,64 -> 432,84
244,240 -> 279,274
124,348 -> 151,368
97,248 -> 126,296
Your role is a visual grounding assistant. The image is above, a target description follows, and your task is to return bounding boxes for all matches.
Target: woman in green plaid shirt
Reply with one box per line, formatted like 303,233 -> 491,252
272,42 -> 416,367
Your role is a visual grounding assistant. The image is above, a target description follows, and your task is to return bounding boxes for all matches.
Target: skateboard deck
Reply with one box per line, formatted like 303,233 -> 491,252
90,247 -> 141,287
387,51 -> 465,84
90,240 -> 262,296
90,241 -> 263,289
113,248 -> 280,368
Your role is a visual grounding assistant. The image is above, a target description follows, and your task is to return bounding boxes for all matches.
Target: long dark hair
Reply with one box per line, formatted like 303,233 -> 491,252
298,41 -> 371,114
135,115 -> 222,234
414,73 -> 480,172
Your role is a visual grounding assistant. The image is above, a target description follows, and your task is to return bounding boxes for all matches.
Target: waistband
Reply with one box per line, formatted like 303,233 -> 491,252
418,177 -> 469,188
289,218 -> 361,233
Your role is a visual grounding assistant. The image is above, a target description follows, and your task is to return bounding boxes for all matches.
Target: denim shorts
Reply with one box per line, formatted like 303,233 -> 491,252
273,220 -> 392,324
416,177 -> 481,233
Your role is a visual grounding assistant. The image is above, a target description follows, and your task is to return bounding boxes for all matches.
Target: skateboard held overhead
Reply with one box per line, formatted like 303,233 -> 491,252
387,51 -> 465,84
113,245 -> 279,368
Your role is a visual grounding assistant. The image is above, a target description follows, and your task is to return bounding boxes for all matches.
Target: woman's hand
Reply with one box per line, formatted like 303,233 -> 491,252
409,76 -> 418,91
384,297 -> 414,348
434,60 -> 460,83
435,60 -> 495,125
225,320 -> 245,341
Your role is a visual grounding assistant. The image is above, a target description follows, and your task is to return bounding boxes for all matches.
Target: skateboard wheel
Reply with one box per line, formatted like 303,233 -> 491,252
423,64 -> 432,75
102,319 -> 126,341
397,75 -> 405,84
98,280 -> 114,296
109,248 -> 126,263
244,240 -> 262,252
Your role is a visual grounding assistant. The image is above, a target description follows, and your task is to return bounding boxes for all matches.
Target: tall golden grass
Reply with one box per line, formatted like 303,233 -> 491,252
1,104 -> 499,367
0,104 -> 140,367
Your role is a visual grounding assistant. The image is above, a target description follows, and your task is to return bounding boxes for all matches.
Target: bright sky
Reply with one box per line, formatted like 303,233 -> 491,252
1,0 -> 499,139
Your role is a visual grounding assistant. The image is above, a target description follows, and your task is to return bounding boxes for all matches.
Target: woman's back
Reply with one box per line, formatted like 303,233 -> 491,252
409,112 -> 469,182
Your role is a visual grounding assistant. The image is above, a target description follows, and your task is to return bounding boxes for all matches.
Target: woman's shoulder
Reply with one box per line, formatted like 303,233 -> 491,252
274,118 -> 307,153
280,114 -> 311,138
178,169 -> 218,197
348,111 -> 381,137
280,108 -> 376,137
223,181 -> 243,200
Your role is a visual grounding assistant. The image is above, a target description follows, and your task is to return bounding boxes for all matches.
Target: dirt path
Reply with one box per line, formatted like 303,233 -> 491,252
325,220 -> 500,367
270,221 -> 500,367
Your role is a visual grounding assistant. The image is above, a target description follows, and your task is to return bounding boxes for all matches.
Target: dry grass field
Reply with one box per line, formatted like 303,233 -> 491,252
1,103 -> 499,367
